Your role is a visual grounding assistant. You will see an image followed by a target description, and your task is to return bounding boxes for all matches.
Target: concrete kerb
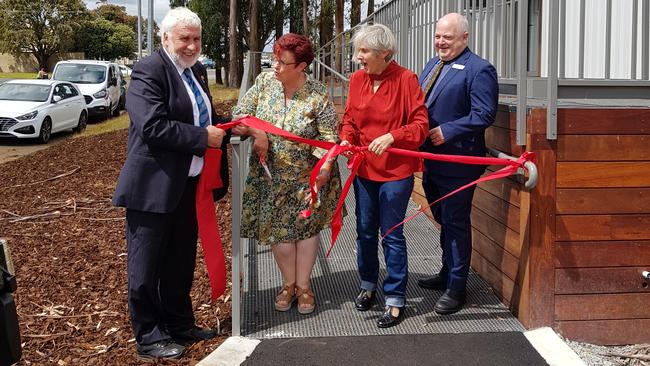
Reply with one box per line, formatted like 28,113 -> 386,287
524,327 -> 587,366
196,336 -> 260,366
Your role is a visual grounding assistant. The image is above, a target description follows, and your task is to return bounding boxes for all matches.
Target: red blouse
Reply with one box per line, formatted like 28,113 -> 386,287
340,61 -> 429,182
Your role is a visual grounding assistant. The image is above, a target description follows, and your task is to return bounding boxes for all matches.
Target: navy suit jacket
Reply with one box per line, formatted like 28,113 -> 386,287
112,50 -> 230,213
419,48 -> 498,178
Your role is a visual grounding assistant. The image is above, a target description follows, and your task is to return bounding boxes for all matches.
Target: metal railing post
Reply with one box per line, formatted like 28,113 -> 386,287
547,0 -> 559,140
230,137 -> 243,336
516,0 -> 528,146
400,0 -> 410,70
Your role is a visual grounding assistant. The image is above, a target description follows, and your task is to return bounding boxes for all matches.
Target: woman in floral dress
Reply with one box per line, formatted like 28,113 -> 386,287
232,34 -> 343,315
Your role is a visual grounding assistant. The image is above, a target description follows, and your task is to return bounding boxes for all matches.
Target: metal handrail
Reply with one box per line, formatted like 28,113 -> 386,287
487,148 -> 538,190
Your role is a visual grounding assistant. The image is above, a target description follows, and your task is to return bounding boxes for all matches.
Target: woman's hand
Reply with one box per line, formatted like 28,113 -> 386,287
232,115 -> 250,136
252,130 -> 269,160
368,133 -> 394,156
340,140 -> 353,159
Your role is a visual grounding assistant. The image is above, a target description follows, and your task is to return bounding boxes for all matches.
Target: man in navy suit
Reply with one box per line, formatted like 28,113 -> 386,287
112,7 -> 229,360
417,13 -> 498,315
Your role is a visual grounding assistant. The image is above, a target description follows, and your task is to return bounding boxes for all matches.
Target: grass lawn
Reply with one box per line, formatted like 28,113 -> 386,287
0,72 -> 38,79
209,83 -> 239,101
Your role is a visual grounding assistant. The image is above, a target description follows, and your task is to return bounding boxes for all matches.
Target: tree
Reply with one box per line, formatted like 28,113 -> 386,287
228,0 -> 239,87
318,0 -> 334,77
169,0 -> 189,7
79,17 -> 136,60
351,0 -> 361,27
302,0 -> 308,36
274,0 -> 283,41
188,0 -> 229,84
335,0 -> 343,72
367,0 -> 374,17
250,0 -> 260,77
0,0 -> 88,71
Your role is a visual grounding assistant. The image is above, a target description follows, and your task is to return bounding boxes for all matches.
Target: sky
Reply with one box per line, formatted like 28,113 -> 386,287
83,0 -> 170,25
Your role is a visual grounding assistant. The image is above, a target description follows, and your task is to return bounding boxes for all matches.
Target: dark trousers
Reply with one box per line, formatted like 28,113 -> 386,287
125,178 -> 198,345
422,172 -> 477,292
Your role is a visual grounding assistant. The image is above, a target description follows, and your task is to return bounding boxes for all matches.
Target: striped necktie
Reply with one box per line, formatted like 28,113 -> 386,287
422,61 -> 446,98
182,68 -> 210,127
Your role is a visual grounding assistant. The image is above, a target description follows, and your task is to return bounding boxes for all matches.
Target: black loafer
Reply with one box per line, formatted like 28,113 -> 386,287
354,290 -> 375,311
137,339 -> 184,360
434,289 -> 466,315
171,326 -> 217,345
417,274 -> 447,290
377,306 -> 404,328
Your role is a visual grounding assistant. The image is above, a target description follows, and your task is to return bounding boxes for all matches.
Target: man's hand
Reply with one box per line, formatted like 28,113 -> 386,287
207,125 -> 226,147
368,133 -> 394,156
429,126 -> 445,146
232,115 -> 250,136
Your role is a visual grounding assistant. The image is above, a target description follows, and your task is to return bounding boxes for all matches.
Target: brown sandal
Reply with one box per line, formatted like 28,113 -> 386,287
275,284 -> 296,312
296,287 -> 315,315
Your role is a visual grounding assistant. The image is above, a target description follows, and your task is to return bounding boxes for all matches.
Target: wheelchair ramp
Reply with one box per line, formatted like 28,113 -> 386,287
241,165 -> 524,338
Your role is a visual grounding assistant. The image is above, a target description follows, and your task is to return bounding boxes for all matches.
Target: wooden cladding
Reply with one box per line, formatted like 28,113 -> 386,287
556,241 -> 650,268
557,162 -> 650,188
555,293 -> 650,321
557,135 -> 650,161
556,215 -> 650,241
557,188 -> 650,214
556,319 -> 650,345
556,267 -> 650,294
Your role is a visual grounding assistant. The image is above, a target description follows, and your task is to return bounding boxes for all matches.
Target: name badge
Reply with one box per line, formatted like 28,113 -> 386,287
452,64 -> 465,70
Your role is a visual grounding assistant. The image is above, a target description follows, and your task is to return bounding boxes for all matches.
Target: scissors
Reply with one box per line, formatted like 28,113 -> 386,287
259,156 -> 272,180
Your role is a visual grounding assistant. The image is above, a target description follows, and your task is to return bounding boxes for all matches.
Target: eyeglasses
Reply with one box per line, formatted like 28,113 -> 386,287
271,58 -> 297,67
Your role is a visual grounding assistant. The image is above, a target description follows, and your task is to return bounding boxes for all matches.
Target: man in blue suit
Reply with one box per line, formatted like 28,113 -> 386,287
112,7 -> 229,360
417,13 -> 498,315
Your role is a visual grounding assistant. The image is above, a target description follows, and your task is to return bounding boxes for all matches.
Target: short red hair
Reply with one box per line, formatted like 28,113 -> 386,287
273,33 -> 314,65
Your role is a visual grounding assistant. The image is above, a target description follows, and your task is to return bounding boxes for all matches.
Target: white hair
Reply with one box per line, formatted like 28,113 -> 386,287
439,13 -> 469,34
352,23 -> 397,61
159,7 -> 202,39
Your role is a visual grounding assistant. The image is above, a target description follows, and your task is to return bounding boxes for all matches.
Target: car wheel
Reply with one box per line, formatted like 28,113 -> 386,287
104,103 -> 112,121
111,101 -> 120,117
74,111 -> 87,133
38,117 -> 52,144
119,95 -> 126,111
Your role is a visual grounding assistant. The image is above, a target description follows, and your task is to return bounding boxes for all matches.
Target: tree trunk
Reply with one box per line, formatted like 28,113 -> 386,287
335,0 -> 343,73
367,0 -> 374,18
250,0 -> 260,78
302,0 -> 308,36
351,0 -> 361,27
319,0 -> 334,79
228,0 -> 239,87
275,0 -> 283,41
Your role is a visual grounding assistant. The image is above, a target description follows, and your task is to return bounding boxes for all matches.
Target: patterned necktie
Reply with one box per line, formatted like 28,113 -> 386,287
182,68 -> 210,127
422,60 -> 446,98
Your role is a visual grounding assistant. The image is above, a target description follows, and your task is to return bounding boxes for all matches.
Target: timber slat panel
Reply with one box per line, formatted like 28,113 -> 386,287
471,250 -> 516,306
552,109 -> 650,135
472,229 -> 519,280
555,293 -> 650,321
556,215 -> 650,241
471,208 -> 522,258
557,188 -> 650,214
556,319 -> 650,345
485,125 -> 524,156
557,162 -> 650,188
493,107 -> 516,130
557,135 -> 650,161
477,175 -> 521,208
555,267 -> 650,294
555,241 -> 650,268
473,188 -> 520,232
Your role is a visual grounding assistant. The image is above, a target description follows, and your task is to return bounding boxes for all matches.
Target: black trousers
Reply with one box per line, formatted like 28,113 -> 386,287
125,178 -> 199,345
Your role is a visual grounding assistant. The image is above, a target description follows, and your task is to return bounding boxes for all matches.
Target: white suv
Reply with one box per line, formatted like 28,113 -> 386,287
52,60 -> 122,120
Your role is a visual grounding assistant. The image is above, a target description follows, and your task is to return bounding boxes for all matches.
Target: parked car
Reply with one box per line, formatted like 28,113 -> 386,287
200,57 -> 215,69
119,65 -> 132,78
261,55 -> 272,68
0,79 -> 88,143
51,60 -> 122,120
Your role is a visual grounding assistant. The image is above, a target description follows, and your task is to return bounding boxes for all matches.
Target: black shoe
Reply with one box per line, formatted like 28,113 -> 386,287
354,289 -> 375,311
434,289 -> 466,315
417,274 -> 447,290
377,306 -> 404,328
137,339 -> 184,360
171,326 -> 217,345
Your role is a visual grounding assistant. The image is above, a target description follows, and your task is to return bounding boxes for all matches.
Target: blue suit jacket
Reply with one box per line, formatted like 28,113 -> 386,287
419,48 -> 498,178
112,50 -> 230,213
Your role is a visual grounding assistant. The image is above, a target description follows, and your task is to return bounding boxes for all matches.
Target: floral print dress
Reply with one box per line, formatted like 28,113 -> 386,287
233,72 -> 345,245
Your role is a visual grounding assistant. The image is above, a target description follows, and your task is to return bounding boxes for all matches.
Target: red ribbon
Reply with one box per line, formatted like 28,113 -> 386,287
198,117 -> 535,299
196,148 -> 227,301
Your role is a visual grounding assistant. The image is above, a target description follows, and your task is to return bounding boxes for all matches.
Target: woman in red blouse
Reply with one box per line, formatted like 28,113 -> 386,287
340,23 -> 428,328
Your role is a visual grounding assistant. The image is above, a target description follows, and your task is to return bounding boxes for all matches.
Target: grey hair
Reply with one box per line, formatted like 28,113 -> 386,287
159,7 -> 202,39
352,23 -> 397,62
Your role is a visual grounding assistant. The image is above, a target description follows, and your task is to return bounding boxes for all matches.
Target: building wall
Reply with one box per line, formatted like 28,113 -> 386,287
0,52 -> 85,73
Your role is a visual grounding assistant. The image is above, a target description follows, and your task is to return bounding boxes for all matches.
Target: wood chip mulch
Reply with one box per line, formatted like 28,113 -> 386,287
0,101 -> 236,365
